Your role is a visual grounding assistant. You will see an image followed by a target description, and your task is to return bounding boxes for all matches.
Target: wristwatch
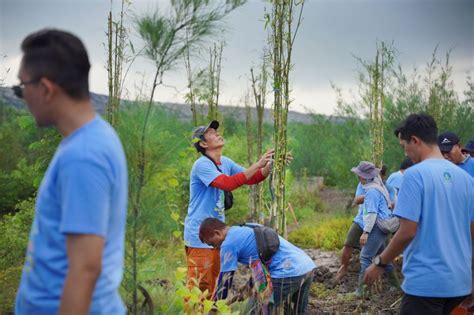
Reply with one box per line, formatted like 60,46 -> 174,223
373,255 -> 387,268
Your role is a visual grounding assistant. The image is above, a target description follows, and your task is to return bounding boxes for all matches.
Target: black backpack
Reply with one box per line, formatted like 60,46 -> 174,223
243,223 -> 280,265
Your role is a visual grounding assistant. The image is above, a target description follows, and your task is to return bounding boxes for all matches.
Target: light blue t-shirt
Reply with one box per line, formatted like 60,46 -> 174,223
353,183 -> 365,229
362,189 -> 392,221
184,156 -> 245,248
219,226 -> 316,278
15,115 -> 128,314
386,171 -> 403,206
386,171 -> 404,194
385,182 -> 396,203
394,159 -> 474,298
458,155 -> 474,177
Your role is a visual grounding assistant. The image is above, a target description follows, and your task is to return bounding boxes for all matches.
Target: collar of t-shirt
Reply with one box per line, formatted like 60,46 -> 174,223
460,155 -> 471,165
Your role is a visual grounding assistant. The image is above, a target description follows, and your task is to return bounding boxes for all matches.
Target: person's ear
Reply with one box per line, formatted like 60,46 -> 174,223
410,135 -> 421,145
199,140 -> 208,149
39,77 -> 59,102
215,229 -> 225,240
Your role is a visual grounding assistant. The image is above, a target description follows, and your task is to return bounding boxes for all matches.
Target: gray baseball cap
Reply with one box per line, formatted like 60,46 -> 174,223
192,120 -> 219,141
351,161 -> 380,179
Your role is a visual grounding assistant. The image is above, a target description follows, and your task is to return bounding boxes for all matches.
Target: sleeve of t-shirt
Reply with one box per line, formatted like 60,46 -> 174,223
58,160 -> 112,237
394,169 -> 423,222
363,189 -> 379,214
386,184 -> 396,202
225,157 -> 245,175
195,158 -> 222,187
355,182 -> 364,197
219,245 -> 239,273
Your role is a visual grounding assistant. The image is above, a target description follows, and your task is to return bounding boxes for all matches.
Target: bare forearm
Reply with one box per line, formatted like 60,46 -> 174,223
261,163 -> 271,177
353,195 -> 364,205
59,268 -> 100,314
244,163 -> 262,180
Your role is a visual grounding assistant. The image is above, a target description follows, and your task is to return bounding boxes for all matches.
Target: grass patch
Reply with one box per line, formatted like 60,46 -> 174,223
0,266 -> 22,313
310,282 -> 337,299
288,214 -> 352,250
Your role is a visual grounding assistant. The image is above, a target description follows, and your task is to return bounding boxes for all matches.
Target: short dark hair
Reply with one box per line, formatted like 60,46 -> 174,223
194,141 -> 206,154
400,157 -> 414,170
21,29 -> 90,100
394,113 -> 438,145
199,218 -> 226,243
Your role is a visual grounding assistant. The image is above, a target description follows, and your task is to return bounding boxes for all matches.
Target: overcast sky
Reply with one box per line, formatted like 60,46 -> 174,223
1,0 -> 473,115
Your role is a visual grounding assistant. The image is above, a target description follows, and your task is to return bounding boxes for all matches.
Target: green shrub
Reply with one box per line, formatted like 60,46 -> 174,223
0,197 -> 34,313
0,197 -> 35,270
0,266 -> 22,313
288,215 -> 352,250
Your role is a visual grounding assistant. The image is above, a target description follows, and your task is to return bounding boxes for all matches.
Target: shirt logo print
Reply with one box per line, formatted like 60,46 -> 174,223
443,171 -> 452,183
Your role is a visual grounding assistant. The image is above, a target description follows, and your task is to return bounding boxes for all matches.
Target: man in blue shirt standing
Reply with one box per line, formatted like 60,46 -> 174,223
438,131 -> 474,177
364,114 -> 474,314
14,30 -> 128,314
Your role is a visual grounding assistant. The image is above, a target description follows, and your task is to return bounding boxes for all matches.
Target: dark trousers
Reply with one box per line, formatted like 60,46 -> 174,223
400,293 -> 469,315
269,270 -> 314,315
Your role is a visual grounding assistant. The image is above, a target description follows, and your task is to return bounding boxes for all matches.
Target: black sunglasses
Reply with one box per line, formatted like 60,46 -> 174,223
12,79 -> 40,98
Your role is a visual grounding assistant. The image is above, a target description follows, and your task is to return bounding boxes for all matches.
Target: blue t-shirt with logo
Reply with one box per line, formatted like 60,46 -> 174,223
184,156 -> 245,248
219,226 -> 316,278
353,183 -> 365,229
458,155 -> 474,177
394,159 -> 474,298
15,115 -> 128,314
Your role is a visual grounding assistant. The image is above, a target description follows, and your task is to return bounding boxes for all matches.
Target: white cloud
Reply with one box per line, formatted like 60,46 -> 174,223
2,54 -> 22,85
89,62 -> 108,95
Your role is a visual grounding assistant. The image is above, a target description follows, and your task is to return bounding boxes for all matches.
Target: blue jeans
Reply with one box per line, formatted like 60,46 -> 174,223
359,225 -> 393,281
245,270 -> 314,314
270,270 -> 314,314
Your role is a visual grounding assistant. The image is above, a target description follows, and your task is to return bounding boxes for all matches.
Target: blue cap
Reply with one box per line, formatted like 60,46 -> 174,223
463,140 -> 474,152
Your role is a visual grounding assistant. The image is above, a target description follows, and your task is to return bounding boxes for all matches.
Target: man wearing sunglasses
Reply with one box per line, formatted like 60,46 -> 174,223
14,29 -> 128,315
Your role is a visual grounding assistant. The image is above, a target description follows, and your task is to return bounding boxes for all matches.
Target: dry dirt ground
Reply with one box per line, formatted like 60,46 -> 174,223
232,249 -> 403,315
306,187 -> 403,314
306,248 -> 403,314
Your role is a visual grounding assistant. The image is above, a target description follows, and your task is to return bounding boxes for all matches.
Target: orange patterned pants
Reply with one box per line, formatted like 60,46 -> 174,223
185,246 -> 220,299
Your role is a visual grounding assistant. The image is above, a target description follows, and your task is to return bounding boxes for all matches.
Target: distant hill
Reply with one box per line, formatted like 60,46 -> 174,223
0,86 -> 322,124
